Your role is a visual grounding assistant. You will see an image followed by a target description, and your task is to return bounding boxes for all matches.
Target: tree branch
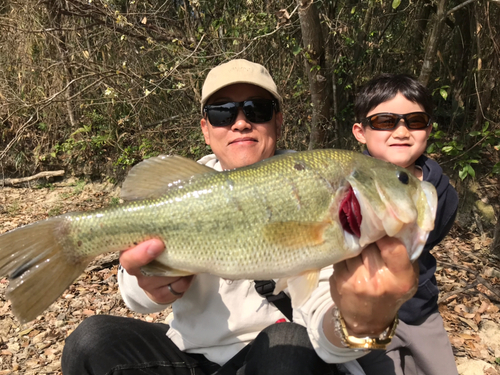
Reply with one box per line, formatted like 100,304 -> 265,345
1,170 -> 65,186
445,0 -> 478,19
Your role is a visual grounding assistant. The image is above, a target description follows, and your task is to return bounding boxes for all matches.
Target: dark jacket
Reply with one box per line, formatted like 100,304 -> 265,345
398,154 -> 458,323
363,151 -> 458,323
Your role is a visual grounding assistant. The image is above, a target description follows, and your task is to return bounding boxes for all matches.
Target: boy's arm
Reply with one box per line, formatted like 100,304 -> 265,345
425,183 -> 458,250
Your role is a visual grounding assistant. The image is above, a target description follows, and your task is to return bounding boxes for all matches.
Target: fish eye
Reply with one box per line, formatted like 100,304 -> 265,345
397,171 -> 409,185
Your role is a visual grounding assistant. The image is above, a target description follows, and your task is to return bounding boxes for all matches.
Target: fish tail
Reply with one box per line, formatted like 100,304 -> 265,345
0,217 -> 90,323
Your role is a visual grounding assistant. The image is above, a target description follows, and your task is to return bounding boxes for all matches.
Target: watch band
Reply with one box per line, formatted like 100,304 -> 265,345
332,306 -> 398,350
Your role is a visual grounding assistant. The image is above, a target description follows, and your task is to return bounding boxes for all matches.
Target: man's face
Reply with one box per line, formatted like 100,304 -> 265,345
352,92 -> 431,172
200,83 -> 282,170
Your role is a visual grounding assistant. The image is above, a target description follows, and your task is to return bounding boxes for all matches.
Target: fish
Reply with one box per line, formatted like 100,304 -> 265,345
0,149 -> 437,323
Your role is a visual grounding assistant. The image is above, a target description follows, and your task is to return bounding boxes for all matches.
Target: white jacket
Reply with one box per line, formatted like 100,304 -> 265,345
118,152 -> 366,374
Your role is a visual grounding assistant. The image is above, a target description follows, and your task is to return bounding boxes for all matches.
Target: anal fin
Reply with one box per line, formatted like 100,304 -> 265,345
140,260 -> 193,277
276,270 -> 320,309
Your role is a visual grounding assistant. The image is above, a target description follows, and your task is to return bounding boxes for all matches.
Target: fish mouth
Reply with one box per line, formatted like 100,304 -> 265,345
339,186 -> 362,238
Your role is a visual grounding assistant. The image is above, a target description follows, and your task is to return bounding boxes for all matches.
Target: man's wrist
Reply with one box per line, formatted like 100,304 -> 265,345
331,305 -> 398,350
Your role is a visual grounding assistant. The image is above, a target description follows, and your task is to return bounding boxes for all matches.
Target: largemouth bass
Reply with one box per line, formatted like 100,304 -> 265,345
0,149 -> 437,323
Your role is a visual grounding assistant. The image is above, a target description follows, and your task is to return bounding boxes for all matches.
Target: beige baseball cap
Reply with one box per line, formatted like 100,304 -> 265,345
200,59 -> 282,113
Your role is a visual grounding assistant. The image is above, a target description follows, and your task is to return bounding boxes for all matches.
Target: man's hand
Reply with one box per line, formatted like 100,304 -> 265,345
119,239 -> 195,304
326,237 -> 418,342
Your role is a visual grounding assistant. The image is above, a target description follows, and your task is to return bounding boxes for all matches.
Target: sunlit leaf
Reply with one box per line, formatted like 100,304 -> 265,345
467,164 -> 475,178
292,45 -> 302,56
440,88 -> 448,100
492,162 -> 500,175
392,0 -> 401,9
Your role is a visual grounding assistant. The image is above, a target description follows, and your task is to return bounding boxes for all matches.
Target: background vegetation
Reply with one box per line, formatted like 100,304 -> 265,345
0,0 -> 499,246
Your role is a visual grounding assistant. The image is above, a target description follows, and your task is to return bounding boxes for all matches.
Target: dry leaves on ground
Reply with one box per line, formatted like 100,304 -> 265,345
0,180 -> 499,374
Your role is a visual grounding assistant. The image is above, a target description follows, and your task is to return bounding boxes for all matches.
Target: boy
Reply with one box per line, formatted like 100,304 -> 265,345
352,73 -> 459,375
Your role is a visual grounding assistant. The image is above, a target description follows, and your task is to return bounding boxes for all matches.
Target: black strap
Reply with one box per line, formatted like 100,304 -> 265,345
254,280 -> 293,322
215,280 -> 341,375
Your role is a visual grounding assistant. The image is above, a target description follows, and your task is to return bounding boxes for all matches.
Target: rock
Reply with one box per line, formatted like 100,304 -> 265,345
479,320 -> 500,357
457,359 -> 496,375
475,200 -> 496,224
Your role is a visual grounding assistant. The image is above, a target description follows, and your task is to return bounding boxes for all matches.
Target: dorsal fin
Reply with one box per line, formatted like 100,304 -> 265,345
121,155 -> 216,201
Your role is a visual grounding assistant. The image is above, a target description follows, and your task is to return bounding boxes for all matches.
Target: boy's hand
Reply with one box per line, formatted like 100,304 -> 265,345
329,237 -> 418,336
119,239 -> 195,304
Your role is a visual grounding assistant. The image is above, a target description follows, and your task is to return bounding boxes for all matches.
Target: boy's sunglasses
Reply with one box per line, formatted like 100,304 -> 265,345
203,99 -> 279,127
362,112 -> 432,130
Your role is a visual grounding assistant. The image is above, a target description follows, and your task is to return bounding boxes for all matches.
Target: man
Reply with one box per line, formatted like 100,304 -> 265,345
62,59 -> 418,375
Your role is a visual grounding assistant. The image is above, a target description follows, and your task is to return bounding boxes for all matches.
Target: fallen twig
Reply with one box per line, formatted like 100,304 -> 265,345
1,170 -> 65,186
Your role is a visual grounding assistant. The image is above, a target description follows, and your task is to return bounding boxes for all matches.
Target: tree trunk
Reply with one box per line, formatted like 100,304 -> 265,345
418,0 -> 447,86
45,0 -> 76,128
413,0 -> 433,49
296,0 -> 331,150
353,0 -> 375,62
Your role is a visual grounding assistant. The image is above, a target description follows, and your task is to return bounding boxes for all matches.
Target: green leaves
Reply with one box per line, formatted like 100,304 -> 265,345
439,88 -> 448,100
392,0 -> 401,9
292,45 -> 302,56
458,161 -> 478,180
428,121 -> 500,181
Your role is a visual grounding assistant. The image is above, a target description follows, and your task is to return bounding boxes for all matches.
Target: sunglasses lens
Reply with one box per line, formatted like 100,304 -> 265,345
367,112 -> 431,130
206,103 -> 237,127
205,100 -> 276,127
243,100 -> 275,123
406,113 -> 430,129
369,114 -> 398,130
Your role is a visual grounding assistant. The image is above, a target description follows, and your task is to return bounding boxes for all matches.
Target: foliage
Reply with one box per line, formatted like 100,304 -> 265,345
0,0 -> 498,185
428,121 -> 500,180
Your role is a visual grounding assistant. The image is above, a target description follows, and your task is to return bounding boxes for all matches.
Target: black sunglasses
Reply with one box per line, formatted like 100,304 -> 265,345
362,112 -> 432,130
203,99 -> 279,127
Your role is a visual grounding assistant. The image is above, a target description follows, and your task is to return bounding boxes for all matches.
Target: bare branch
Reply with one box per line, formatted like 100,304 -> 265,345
445,0 -> 478,18
1,170 -> 65,186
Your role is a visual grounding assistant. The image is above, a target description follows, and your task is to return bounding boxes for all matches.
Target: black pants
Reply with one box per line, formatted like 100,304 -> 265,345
61,315 -> 341,375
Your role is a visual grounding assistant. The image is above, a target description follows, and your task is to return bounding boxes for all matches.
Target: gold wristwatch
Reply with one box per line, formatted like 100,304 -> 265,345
333,307 -> 399,350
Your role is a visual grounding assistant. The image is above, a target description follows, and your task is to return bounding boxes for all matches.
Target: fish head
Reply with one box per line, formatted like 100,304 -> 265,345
342,159 -> 437,260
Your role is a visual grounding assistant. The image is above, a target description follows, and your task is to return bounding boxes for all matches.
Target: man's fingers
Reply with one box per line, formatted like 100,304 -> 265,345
343,253 -> 363,273
375,236 -> 412,274
169,275 -> 195,294
120,238 -> 165,276
143,275 -> 195,304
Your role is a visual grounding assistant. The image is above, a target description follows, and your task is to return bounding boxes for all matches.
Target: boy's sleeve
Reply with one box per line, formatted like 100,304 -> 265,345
425,182 -> 458,250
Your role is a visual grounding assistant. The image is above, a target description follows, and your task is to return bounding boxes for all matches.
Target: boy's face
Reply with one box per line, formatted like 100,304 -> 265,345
200,83 -> 282,170
352,93 -> 432,173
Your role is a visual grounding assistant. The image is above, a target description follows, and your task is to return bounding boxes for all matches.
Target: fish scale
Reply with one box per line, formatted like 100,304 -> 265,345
0,149 -> 437,323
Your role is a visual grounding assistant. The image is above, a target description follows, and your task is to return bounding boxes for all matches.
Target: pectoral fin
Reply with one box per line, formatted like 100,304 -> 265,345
418,181 -> 438,231
276,270 -> 320,309
141,260 -> 193,277
263,221 -> 329,249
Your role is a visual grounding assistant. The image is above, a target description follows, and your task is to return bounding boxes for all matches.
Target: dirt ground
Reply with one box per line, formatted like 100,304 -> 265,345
0,178 -> 499,375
